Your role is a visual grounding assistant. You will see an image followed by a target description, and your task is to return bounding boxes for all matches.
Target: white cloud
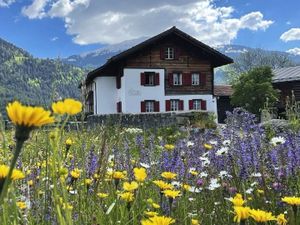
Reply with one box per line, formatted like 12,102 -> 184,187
286,47 -> 300,55
22,0 -> 273,46
51,36 -> 58,41
280,28 -> 300,42
0,0 -> 15,7
22,0 -> 49,19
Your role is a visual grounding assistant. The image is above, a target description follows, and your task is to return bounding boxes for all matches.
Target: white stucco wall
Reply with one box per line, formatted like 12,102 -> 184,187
94,76 -> 117,114
93,68 -> 217,115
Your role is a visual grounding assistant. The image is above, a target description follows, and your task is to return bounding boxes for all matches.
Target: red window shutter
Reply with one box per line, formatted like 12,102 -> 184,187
141,101 -> 146,112
160,48 -> 165,60
154,101 -> 160,112
155,73 -> 160,85
183,73 -> 191,86
174,47 -> 180,60
117,102 -> 122,113
189,100 -> 193,110
165,100 -> 171,111
179,100 -> 184,111
140,73 -> 145,85
168,73 -> 173,86
200,73 -> 206,86
201,100 -> 207,110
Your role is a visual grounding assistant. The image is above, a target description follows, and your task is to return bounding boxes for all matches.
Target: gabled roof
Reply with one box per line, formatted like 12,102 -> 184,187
214,85 -> 233,96
85,26 -> 233,84
272,65 -> 300,83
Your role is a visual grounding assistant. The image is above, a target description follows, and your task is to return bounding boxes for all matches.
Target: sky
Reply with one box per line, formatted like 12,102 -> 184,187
0,0 -> 300,58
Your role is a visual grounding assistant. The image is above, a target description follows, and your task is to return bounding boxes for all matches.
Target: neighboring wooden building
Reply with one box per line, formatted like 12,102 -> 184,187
273,66 -> 300,111
214,85 -> 234,123
82,26 -> 233,115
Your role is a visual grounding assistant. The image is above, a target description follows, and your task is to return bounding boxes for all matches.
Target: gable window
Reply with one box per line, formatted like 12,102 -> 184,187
191,73 -> 200,85
173,73 -> 182,86
145,101 -> 155,112
165,47 -> 174,60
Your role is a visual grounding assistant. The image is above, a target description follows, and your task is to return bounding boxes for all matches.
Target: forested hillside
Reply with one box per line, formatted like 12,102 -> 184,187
0,38 -> 85,116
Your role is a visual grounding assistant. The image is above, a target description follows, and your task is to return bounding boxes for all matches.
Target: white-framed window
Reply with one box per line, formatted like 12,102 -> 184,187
170,100 -> 179,111
173,73 -> 182,85
165,47 -> 174,60
145,101 -> 154,112
192,73 -> 200,85
193,99 -> 201,110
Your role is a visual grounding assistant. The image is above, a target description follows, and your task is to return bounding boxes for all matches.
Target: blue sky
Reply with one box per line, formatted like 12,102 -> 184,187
1,0 -> 300,58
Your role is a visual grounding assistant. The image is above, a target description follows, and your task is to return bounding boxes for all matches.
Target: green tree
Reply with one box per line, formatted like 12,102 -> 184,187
231,66 -> 279,116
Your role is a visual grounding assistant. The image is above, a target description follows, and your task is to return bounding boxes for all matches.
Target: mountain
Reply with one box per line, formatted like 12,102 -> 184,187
0,37 -> 85,116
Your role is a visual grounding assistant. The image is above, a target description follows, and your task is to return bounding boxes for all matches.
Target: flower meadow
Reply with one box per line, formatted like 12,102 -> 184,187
0,100 -> 300,225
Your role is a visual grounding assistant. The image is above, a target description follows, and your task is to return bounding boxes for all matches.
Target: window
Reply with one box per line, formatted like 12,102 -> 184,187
170,100 -> 179,111
173,73 -> 182,86
165,47 -> 174,60
193,99 -> 201,110
192,73 -> 200,85
145,72 -> 155,86
145,101 -> 154,112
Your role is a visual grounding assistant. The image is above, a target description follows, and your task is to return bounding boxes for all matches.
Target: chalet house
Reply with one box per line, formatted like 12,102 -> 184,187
82,27 -> 233,115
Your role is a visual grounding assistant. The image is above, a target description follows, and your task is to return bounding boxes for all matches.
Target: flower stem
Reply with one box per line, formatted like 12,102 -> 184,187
0,139 -> 24,204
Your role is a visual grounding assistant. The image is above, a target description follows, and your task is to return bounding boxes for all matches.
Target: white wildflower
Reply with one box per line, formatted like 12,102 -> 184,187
245,188 -> 254,194
207,178 -> 221,190
186,141 -> 195,147
250,173 -> 262,178
199,172 -> 208,178
222,140 -> 231,146
140,162 -> 150,169
219,170 -> 232,179
270,136 -> 286,146
209,140 -> 218,145
216,147 -> 229,156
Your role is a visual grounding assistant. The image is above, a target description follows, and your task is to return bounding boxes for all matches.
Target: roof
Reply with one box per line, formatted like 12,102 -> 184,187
85,26 -> 233,84
272,65 -> 300,83
214,85 -> 233,96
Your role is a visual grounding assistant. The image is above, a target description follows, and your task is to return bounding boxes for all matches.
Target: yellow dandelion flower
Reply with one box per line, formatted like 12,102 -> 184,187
65,138 -> 73,146
162,190 -> 181,199
189,170 -> 198,176
203,143 -> 213,150
133,167 -> 147,182
233,206 -> 250,223
113,171 -> 126,180
282,196 -> 300,205
16,201 -> 27,210
277,213 -> 288,225
144,211 -> 159,217
97,193 -> 109,198
249,209 -> 276,223
164,144 -> 175,151
70,168 -> 81,179
153,180 -> 173,190
191,219 -> 200,225
230,193 -> 245,207
152,203 -> 160,209
182,184 -> 191,191
6,101 -> 54,128
52,98 -> 82,116
0,165 -> 25,181
123,181 -> 139,192
161,172 -> 177,180
84,178 -> 93,185
119,192 -> 134,202
141,216 -> 175,225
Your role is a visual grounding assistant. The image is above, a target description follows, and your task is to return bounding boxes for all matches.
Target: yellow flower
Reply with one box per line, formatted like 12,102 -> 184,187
113,171 -> 126,180
84,178 -> 93,185
52,98 -> 82,116
153,180 -> 173,190
70,168 -> 81,179
65,138 -> 73,146
162,190 -> 181,199
134,167 -> 147,182
182,184 -> 191,191
141,216 -> 175,225
257,189 -> 264,194
249,209 -> 276,223
164,144 -> 175,151
282,196 -> 300,205
277,213 -> 287,225
16,201 -> 27,210
230,193 -> 245,206
203,143 -> 212,150
191,219 -> 200,225
161,172 -> 177,180
144,211 -> 159,217
152,203 -> 160,209
6,101 -> 54,128
27,180 -> 33,186
123,181 -> 139,192
0,165 -> 25,181
97,193 -> 109,198
233,206 -> 250,223
119,192 -> 134,202
189,170 -> 198,176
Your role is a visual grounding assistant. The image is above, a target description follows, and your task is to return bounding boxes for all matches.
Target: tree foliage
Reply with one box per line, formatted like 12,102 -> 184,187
225,48 -> 295,84
0,38 -> 86,116
231,66 -> 279,116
